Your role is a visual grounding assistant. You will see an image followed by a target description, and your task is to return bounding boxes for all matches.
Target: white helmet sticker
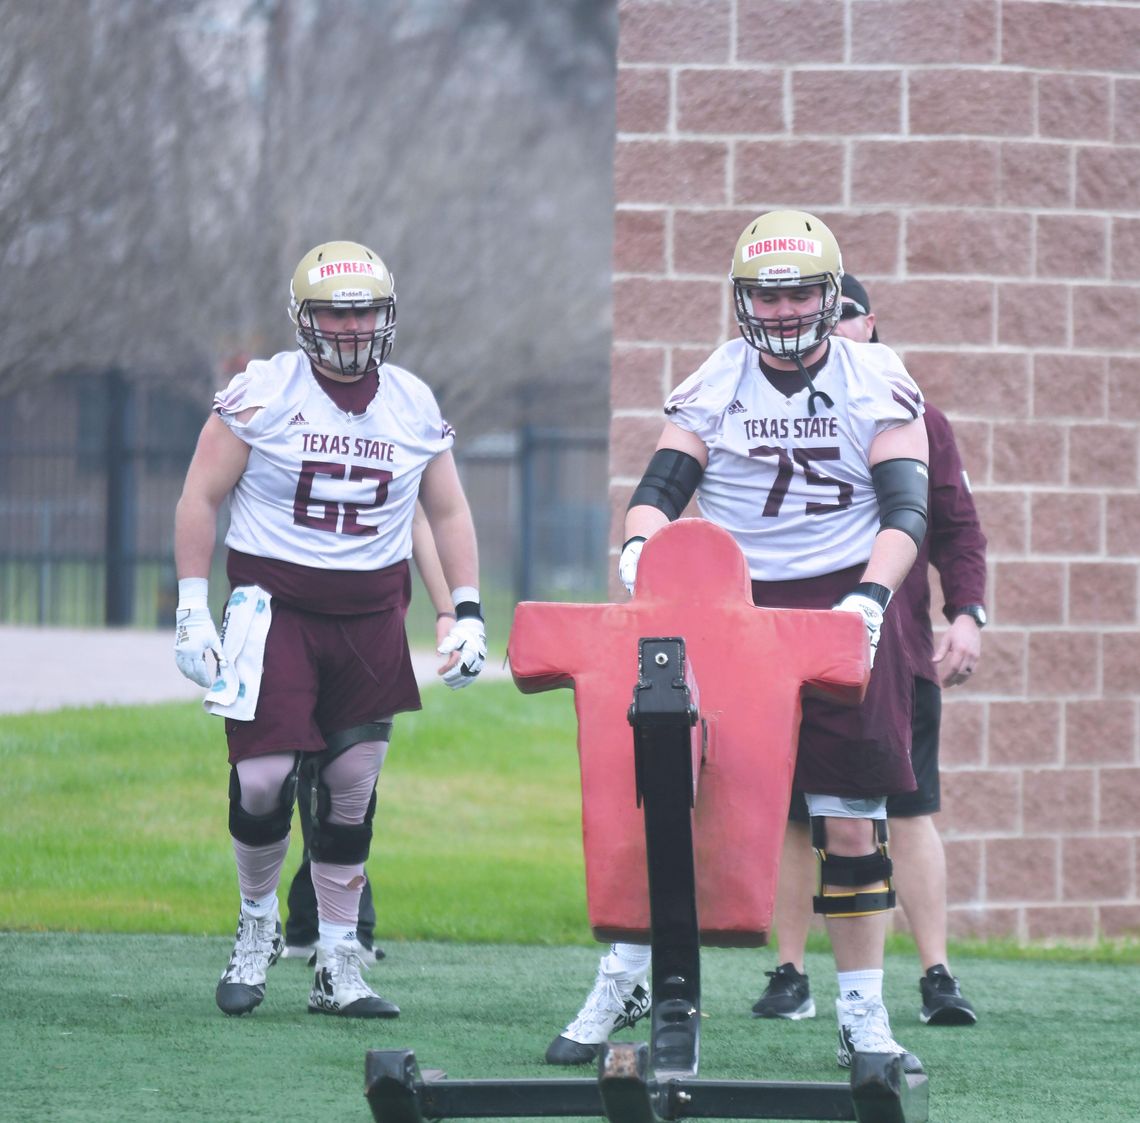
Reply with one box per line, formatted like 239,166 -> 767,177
757,264 -> 801,279
744,237 -> 823,260
307,259 -> 381,285
329,287 -> 372,302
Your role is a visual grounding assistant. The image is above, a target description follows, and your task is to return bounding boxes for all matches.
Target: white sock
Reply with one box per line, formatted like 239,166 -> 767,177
604,942 -> 651,976
837,969 -> 883,1006
241,892 -> 277,918
318,922 -> 358,955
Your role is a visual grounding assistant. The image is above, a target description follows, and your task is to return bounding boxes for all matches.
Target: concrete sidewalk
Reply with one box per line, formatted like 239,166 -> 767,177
0,626 -> 502,714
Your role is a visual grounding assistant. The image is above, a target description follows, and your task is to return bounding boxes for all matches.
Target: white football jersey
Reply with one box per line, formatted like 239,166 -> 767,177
665,336 -> 924,581
214,350 -> 454,570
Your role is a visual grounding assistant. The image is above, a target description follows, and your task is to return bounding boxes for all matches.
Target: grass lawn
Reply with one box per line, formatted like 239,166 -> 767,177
0,683 -> 589,942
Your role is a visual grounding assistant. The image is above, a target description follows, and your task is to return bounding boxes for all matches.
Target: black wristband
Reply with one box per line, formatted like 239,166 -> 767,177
622,535 -> 647,551
852,581 -> 892,610
455,600 -> 483,621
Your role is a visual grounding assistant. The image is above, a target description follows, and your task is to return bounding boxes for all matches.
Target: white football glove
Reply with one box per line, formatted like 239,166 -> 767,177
437,615 -> 487,690
174,577 -> 227,688
618,536 -> 646,596
833,591 -> 886,669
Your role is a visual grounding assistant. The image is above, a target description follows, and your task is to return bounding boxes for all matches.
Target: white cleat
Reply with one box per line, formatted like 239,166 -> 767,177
280,943 -> 318,965
215,905 -> 284,1016
308,940 -> 399,1019
545,964 -> 651,1065
836,996 -> 924,1074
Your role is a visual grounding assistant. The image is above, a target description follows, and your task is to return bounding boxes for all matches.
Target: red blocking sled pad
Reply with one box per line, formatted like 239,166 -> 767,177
507,519 -> 869,947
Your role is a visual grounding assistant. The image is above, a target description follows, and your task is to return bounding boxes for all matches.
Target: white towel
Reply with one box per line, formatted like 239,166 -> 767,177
203,585 -> 272,721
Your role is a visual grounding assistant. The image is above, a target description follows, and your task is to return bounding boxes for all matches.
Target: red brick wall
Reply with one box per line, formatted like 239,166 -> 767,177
608,0 -> 1140,942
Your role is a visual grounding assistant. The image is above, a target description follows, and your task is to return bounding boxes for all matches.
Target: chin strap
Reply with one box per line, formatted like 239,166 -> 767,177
792,352 -> 834,416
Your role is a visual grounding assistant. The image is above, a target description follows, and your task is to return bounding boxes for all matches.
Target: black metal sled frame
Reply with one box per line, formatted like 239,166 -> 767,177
366,637 -> 929,1123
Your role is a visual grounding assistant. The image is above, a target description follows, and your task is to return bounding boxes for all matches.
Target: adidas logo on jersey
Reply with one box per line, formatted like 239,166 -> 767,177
727,399 -> 747,415
288,412 -> 308,426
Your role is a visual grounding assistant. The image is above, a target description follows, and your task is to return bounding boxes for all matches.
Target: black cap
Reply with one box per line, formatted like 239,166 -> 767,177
840,273 -> 879,342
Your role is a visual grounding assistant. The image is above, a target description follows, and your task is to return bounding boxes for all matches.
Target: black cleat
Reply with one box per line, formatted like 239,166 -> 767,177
751,962 -> 816,1019
920,964 -> 977,1025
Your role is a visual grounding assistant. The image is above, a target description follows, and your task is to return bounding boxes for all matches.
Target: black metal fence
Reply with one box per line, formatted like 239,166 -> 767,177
0,372 -> 609,628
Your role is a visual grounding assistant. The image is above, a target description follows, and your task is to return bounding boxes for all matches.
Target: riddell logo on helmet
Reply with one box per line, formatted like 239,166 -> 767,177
308,260 -> 379,285
745,237 -> 823,259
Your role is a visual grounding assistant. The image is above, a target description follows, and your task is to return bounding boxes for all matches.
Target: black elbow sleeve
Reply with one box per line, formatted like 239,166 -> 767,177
871,457 -> 929,548
628,449 -> 704,521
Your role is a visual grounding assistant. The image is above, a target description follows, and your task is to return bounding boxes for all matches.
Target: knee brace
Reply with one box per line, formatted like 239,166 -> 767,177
307,756 -> 379,866
810,817 -> 895,918
228,755 -> 301,846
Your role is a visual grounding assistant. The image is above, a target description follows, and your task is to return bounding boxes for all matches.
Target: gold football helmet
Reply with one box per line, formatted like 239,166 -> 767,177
288,240 -> 396,377
730,211 -> 843,359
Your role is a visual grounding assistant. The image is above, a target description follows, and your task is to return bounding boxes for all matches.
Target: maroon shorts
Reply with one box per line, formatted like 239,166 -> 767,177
224,601 -> 421,764
751,566 -> 916,800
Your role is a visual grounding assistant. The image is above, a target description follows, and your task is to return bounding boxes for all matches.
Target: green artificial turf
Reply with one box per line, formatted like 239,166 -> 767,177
1,934 -> 1137,1123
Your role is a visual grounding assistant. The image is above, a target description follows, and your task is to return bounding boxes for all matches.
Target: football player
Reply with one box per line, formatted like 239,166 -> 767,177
547,211 -> 928,1074
174,240 -> 486,1018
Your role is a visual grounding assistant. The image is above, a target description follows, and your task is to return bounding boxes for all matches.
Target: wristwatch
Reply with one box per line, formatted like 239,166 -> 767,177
953,604 -> 987,629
